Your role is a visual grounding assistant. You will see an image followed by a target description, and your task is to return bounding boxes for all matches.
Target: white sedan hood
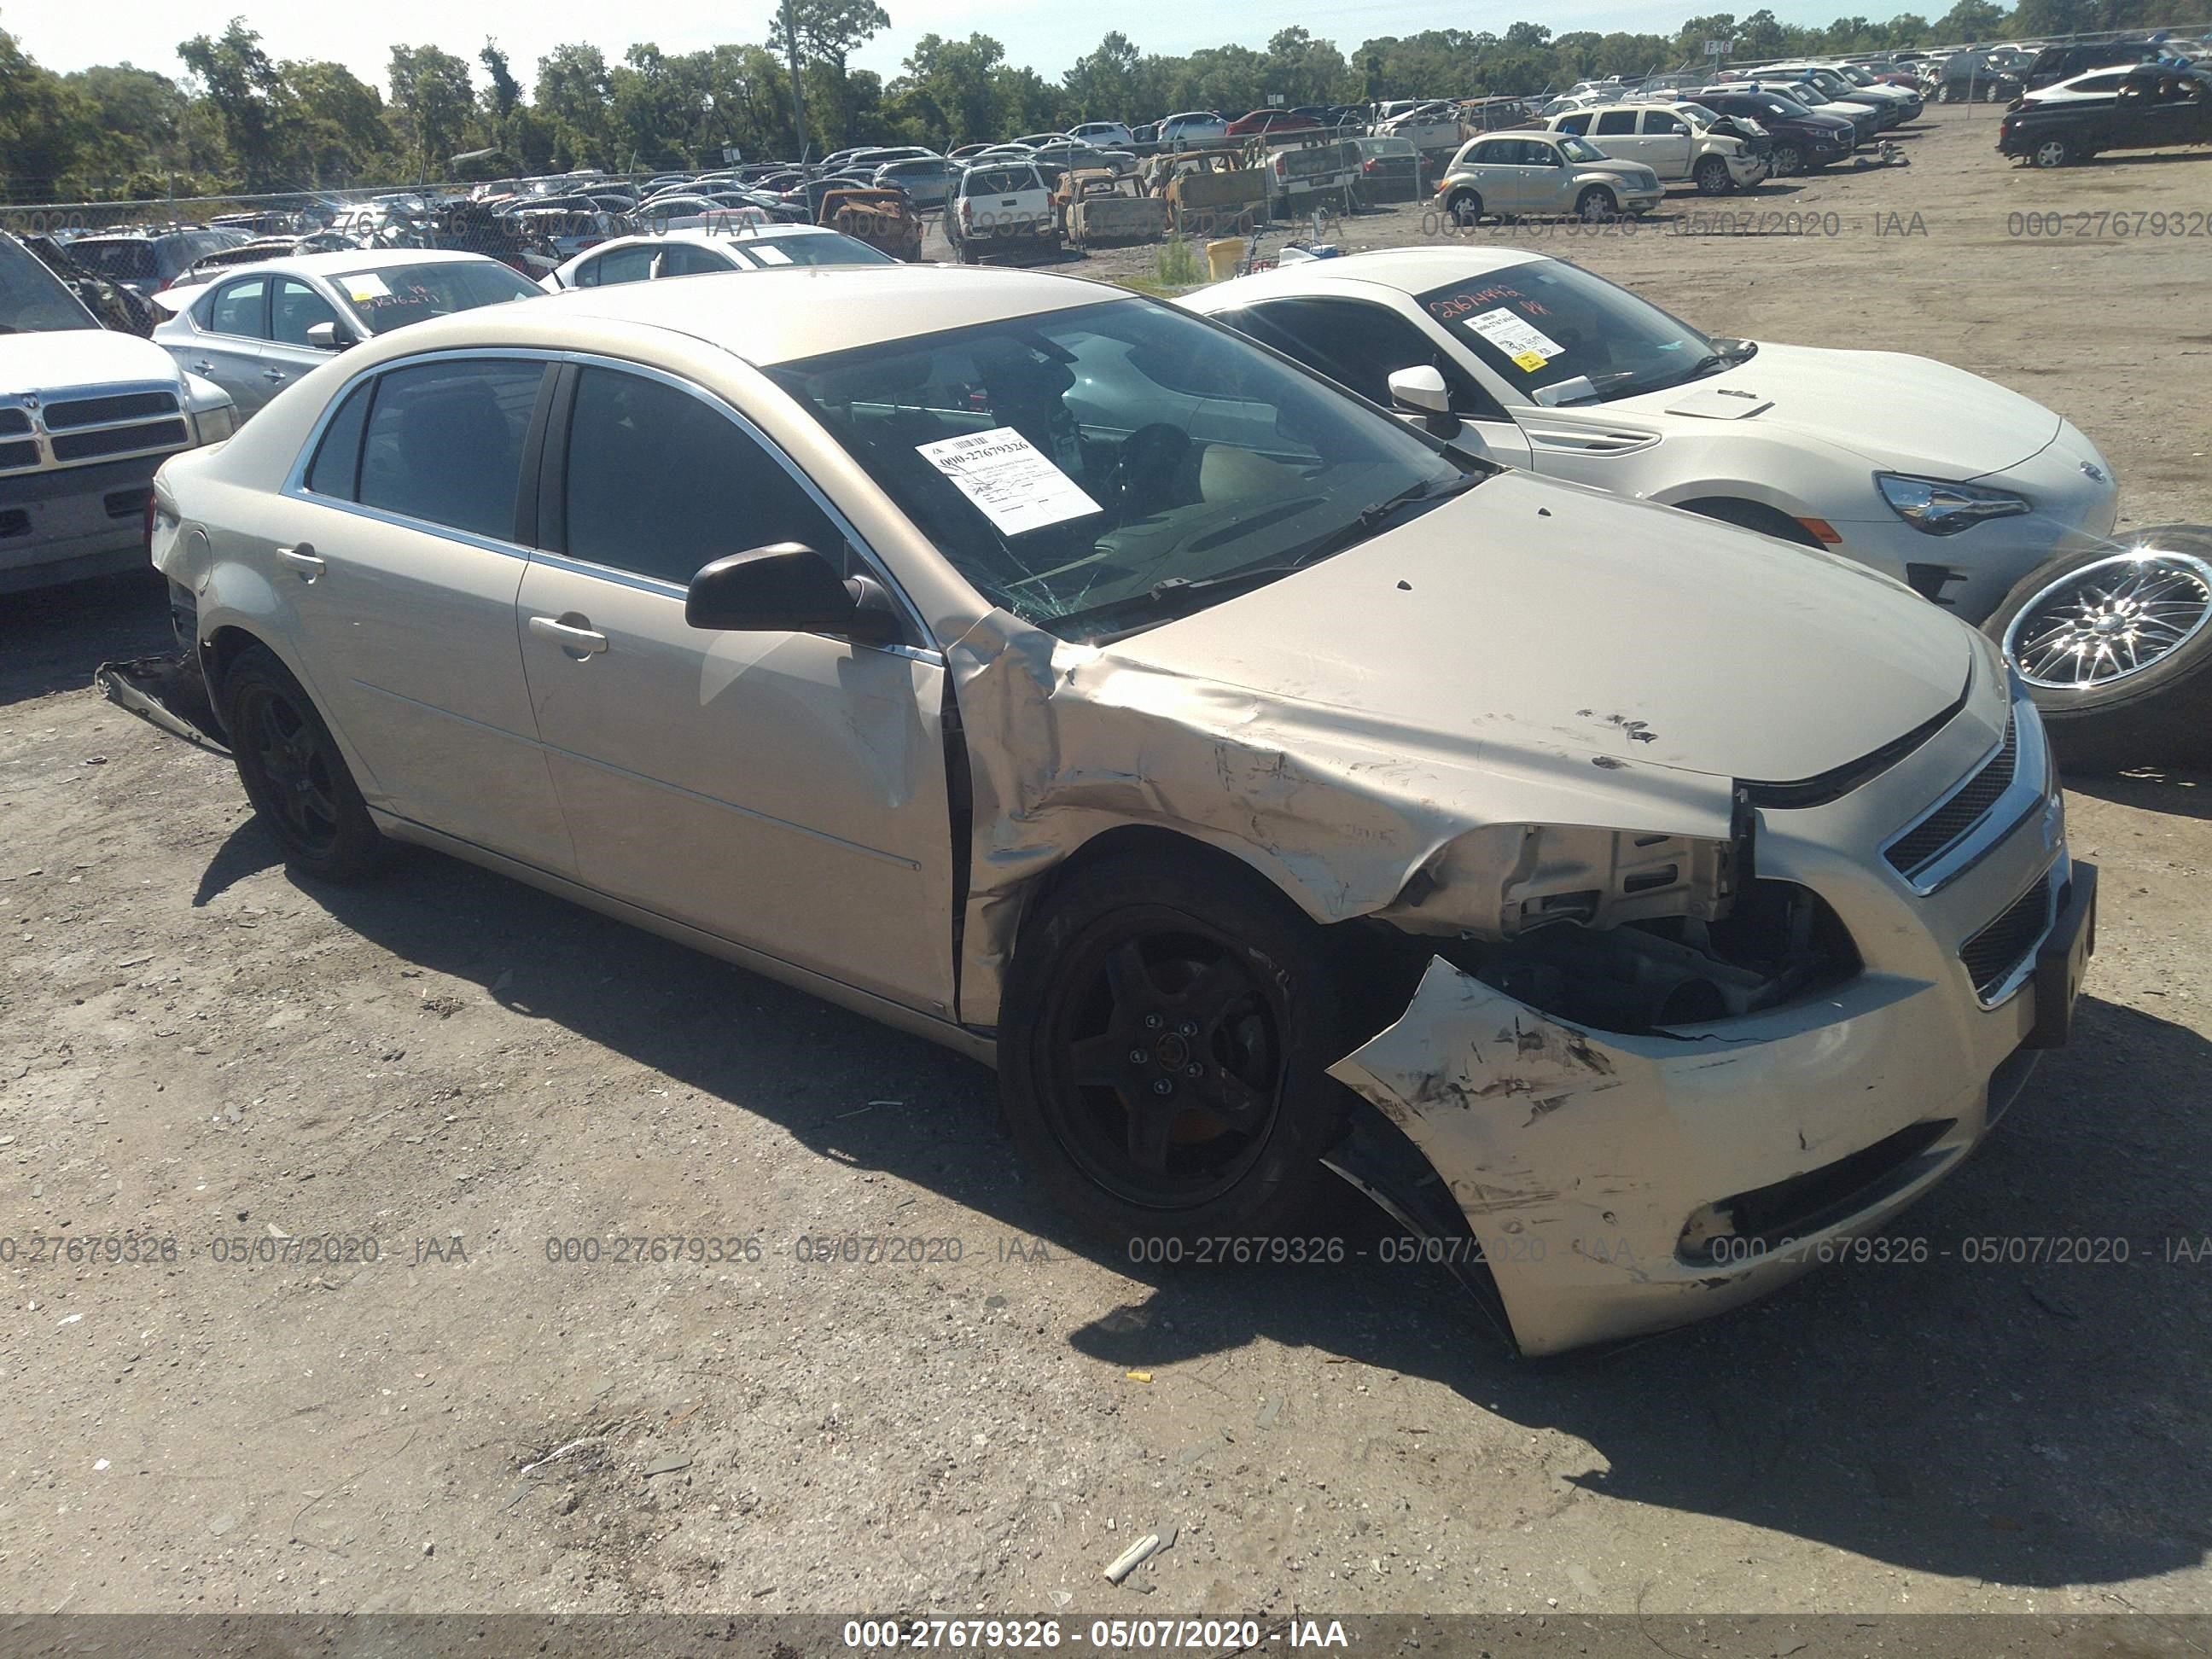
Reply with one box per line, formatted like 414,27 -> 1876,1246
0,327 -> 183,393
1631,342 -> 2064,479
1109,469 -> 1973,785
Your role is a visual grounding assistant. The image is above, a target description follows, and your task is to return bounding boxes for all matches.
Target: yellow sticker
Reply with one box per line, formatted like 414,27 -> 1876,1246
1510,349 -> 1547,372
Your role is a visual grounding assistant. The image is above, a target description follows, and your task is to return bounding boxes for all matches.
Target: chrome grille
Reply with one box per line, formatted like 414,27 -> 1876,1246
1961,871 -> 2051,999
0,382 -> 193,476
1884,713 -> 2018,878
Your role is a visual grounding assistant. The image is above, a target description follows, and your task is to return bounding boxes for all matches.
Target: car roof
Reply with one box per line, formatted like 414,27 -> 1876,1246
192,248 -> 499,280
1187,246 -> 1549,306
518,265 -> 1123,366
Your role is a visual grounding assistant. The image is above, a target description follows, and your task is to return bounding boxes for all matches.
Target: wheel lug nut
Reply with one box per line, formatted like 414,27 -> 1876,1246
1144,1014 -> 1163,1030
1151,1079 -> 1174,1097
1178,1021 -> 1197,1038
1129,1049 -> 1149,1065
1184,1062 -> 1203,1078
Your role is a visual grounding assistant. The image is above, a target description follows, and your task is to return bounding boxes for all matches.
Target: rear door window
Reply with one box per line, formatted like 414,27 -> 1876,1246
656,243 -> 737,276
1594,110 -> 1638,135
356,358 -> 548,541
207,276 -> 270,339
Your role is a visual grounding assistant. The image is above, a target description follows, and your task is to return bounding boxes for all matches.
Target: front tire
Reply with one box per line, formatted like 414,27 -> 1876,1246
1693,154 -> 1733,195
1984,533 -> 2212,774
1575,185 -> 1617,221
1447,189 -> 1482,226
997,848 -> 1350,1245
219,643 -> 387,882
2033,136 -> 2073,168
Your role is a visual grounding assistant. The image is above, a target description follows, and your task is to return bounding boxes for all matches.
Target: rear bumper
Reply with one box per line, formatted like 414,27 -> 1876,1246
0,453 -> 170,592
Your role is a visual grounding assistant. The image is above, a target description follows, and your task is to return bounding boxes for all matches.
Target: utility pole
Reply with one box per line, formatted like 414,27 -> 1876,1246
782,0 -> 808,161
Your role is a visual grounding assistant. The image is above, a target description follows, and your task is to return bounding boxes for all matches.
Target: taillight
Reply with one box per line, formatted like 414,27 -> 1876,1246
1363,158 -> 1377,172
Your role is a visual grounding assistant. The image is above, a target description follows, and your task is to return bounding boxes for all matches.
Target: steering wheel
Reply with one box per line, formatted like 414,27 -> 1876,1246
1110,422 -> 1193,515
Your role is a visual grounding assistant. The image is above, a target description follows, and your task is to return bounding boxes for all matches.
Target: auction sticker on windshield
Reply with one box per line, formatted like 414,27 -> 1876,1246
917,428 -> 1103,537
343,273 -> 391,303
1462,306 -> 1562,372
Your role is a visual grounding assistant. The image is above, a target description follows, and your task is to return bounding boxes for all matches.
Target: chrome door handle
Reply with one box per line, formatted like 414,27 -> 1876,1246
190,360 -> 214,375
262,369 -> 287,383
528,614 -> 609,656
276,544 -> 324,581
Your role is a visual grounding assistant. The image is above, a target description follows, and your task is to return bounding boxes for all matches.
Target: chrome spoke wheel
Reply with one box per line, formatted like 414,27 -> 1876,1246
2005,550 -> 2212,690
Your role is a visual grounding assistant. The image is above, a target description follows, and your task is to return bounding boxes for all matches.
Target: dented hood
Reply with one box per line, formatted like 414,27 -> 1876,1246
1106,469 -> 1973,784
1632,342 -> 2064,479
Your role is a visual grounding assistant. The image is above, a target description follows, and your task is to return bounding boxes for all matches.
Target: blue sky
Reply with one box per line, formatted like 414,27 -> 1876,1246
14,0 -> 1813,90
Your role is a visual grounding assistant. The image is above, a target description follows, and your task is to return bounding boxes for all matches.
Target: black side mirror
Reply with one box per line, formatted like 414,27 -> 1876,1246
684,542 -> 903,646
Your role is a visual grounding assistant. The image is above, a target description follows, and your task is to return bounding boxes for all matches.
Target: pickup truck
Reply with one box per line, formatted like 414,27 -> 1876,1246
1260,137 -> 1364,213
0,232 -> 238,593
1999,64 -> 2212,166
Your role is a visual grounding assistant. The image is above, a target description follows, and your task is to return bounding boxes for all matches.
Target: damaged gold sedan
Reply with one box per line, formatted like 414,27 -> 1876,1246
150,265 -> 2096,1355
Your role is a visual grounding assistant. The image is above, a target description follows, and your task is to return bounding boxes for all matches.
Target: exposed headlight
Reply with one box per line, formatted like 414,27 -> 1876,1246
1877,472 -> 2032,536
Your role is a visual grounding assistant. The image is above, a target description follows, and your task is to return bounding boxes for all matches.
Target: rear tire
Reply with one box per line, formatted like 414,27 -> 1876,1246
1771,142 -> 1804,176
219,643 -> 387,882
997,848 -> 1351,1246
1982,533 -> 2212,775
2033,136 -> 2073,168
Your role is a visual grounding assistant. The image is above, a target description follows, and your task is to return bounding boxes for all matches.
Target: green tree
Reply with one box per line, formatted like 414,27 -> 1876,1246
64,65 -> 184,194
387,44 -> 475,178
1932,0 -> 2008,38
177,19 -> 285,189
1063,30 -> 1140,120
791,0 -> 890,144
888,32 -> 1004,148
281,59 -> 391,185
533,43 -> 613,167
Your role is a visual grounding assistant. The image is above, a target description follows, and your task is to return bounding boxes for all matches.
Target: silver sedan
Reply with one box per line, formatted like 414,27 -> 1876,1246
150,249 -> 541,418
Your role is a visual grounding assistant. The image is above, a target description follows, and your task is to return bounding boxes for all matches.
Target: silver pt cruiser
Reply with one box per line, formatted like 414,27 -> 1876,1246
150,265 -> 2095,1354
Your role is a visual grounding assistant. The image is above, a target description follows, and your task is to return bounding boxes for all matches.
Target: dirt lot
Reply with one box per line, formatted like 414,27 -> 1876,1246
4,106 -> 2211,1627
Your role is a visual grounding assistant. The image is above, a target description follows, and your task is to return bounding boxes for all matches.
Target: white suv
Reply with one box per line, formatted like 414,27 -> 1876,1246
1542,102 -> 1767,193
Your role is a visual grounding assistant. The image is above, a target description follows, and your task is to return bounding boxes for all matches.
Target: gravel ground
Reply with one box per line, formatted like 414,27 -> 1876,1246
3,105 -> 2209,1626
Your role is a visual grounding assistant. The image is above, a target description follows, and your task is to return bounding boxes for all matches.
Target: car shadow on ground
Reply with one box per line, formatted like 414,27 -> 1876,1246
2071,768 -> 2212,822
230,818 -> 2212,1593
0,568 -> 171,707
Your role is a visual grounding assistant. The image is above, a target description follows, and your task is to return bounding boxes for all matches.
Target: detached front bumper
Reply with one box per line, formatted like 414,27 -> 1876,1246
1328,682 -> 2094,1357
